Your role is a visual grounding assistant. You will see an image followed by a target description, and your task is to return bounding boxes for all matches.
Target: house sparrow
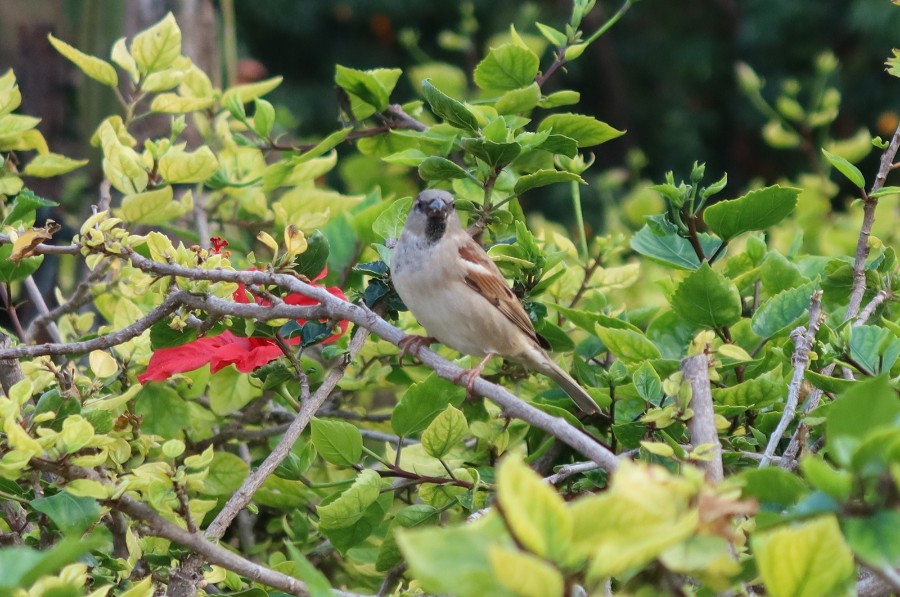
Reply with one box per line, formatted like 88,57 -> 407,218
391,189 -> 601,415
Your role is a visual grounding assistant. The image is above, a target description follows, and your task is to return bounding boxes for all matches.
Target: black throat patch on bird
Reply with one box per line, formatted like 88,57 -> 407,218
424,216 -> 446,244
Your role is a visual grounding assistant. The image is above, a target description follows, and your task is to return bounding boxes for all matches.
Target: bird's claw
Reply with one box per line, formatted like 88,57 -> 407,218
454,353 -> 495,398
398,334 -> 437,364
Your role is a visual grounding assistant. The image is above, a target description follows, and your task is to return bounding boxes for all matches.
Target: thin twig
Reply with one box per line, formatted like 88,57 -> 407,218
205,323 -> 372,540
21,276 -> 62,343
545,461 -> 600,485
0,291 -> 187,359
855,289 -> 891,327
845,121 -> 900,320
760,290 -> 822,468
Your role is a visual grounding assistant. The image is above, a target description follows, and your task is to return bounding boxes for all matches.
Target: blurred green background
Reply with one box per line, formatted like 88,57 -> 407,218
2,0 -> 899,220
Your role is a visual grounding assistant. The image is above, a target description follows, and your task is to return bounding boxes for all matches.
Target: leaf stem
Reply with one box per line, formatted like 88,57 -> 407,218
571,180 -> 589,259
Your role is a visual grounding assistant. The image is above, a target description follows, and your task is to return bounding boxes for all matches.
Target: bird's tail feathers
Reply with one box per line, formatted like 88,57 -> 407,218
540,359 -> 601,415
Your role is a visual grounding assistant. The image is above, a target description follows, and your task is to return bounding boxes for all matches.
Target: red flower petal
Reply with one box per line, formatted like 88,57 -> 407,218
138,335 -> 232,383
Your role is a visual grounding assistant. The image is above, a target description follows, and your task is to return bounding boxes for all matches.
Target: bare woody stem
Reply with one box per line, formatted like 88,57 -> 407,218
845,121 -> 900,321
681,353 -> 723,482
759,290 -> 822,468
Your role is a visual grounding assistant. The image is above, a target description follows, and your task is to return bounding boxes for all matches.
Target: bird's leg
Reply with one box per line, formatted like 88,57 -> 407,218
398,334 -> 437,363
456,353 -> 495,397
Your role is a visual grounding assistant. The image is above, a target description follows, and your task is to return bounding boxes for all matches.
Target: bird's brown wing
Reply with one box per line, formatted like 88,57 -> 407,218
457,239 -> 543,347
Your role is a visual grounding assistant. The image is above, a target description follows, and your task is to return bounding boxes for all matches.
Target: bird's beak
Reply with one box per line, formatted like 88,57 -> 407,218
425,199 -> 448,217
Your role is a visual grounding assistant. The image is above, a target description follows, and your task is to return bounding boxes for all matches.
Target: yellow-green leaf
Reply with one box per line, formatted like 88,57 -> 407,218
48,34 -> 118,87
222,76 -> 284,105
489,546 -> 564,597
111,37 -> 139,82
497,455 -> 572,563
150,93 -> 215,114
58,415 -> 95,454
752,515 -> 854,597
317,469 -> 381,529
89,350 -> 118,378
23,153 -> 88,177
158,146 -> 218,183
142,68 -> 185,93
421,405 -> 468,459
0,114 -> 40,137
0,70 -> 22,118
131,12 -> 182,74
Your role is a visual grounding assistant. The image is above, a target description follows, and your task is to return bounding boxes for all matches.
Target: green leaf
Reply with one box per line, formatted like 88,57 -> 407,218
47,34 -> 118,87
0,537 -> 101,590
495,83 -> 541,114
736,467 -> 807,506
752,515 -> 854,597
418,156 -> 469,181
376,505 -> 439,572
473,43 -> 540,91
335,65 -> 399,112
799,456 -> 852,502
497,455 -> 572,563
514,169 -> 584,195
158,146 -> 219,183
322,492 -> 391,553
208,365 -> 262,415
804,370 -> 856,394
372,196 -> 413,240
671,263 -> 742,329
251,98 -> 275,138
311,418 -> 362,467
284,542 -> 337,597
538,90 -> 581,109
421,405 -> 468,459
826,375 -> 900,466
30,491 -> 100,535
294,230 -> 330,279
2,190 -> 57,228
537,113 -> 624,147
0,244 -> 43,283
844,512 -> 900,568
535,22 -> 568,46
204,451 -> 249,495
422,79 -> 478,133
630,224 -> 721,270
134,383 -> 191,438
821,148 -> 865,188
317,469 -> 381,529
595,325 -> 661,362
869,185 -> 900,198
23,153 -> 88,178
130,12 -> 182,74
459,137 -> 521,169
398,514 -> 517,597
633,362 -> 663,403
712,368 -> 784,408
702,185 -> 801,241
391,373 -> 467,437
751,281 -> 818,338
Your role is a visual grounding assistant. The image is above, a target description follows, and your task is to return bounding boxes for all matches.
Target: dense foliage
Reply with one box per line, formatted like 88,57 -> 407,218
0,2 -> 899,596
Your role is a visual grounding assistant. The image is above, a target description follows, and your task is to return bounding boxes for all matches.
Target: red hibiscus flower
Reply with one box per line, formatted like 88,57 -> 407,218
139,264 -> 348,384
